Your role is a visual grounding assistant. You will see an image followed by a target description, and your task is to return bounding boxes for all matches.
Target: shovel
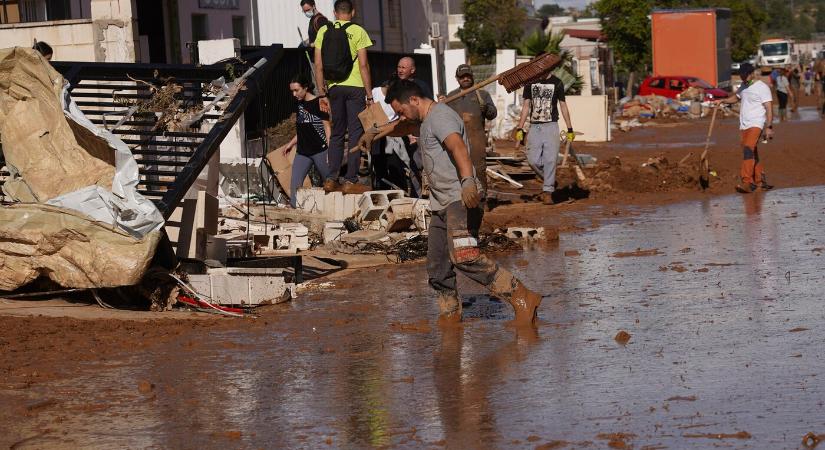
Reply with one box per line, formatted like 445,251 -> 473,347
564,139 -> 587,185
698,106 -> 718,190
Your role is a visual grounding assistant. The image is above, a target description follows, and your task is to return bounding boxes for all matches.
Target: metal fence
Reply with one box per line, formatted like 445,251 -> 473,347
470,64 -> 497,95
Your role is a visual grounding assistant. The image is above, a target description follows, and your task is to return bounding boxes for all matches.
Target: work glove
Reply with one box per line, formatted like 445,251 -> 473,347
354,129 -> 378,154
460,177 -> 481,209
513,128 -> 526,145
566,128 -> 576,142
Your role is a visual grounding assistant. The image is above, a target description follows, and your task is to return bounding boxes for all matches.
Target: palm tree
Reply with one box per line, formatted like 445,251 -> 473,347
518,30 -> 583,94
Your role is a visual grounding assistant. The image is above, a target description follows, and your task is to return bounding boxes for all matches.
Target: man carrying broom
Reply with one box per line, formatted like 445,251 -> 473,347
515,53 -> 575,205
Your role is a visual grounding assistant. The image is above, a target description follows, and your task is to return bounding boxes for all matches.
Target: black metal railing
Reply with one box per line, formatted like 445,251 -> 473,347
49,45 -> 284,219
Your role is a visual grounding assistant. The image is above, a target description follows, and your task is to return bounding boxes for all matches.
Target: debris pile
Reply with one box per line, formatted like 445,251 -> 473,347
580,155 -> 704,194
615,94 -> 729,132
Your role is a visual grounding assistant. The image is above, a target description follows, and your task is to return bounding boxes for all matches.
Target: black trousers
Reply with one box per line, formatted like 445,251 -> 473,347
328,85 -> 366,183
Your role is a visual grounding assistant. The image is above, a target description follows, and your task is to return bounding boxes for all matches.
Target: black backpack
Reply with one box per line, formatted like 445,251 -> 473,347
321,22 -> 356,82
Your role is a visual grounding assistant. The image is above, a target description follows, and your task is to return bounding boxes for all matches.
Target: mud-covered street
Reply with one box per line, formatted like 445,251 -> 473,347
3,182 -> 825,449
3,2 -> 825,447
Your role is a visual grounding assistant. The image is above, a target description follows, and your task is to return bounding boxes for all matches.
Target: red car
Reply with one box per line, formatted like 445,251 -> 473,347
639,76 -> 729,100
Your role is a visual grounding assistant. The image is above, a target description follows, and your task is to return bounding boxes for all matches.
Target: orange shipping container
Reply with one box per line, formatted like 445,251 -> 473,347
651,9 -> 732,88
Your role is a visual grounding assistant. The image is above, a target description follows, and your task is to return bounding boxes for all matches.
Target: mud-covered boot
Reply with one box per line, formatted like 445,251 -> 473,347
323,178 -> 340,193
491,269 -> 542,325
509,281 -> 542,325
437,292 -> 462,326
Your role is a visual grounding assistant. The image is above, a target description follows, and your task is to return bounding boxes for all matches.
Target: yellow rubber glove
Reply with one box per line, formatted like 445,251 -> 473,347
514,128 -> 526,144
566,128 -> 576,142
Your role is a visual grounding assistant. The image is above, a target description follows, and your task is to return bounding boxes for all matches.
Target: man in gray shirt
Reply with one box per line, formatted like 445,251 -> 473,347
385,80 -> 542,326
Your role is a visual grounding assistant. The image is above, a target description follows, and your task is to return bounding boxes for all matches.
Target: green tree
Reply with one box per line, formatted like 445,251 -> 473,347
724,0 -> 767,61
457,0 -> 528,64
517,30 -> 583,93
594,0 -> 651,91
764,0 -> 793,32
537,3 -> 565,17
816,5 -> 825,32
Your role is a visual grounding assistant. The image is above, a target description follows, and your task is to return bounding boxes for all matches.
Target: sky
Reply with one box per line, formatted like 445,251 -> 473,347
535,0 -> 592,10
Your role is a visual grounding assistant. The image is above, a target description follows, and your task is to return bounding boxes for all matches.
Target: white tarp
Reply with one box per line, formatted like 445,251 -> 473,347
0,47 -> 163,238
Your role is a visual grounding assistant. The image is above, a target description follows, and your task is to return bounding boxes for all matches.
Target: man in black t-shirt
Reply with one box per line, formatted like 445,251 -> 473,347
300,0 -> 329,47
515,62 -> 575,205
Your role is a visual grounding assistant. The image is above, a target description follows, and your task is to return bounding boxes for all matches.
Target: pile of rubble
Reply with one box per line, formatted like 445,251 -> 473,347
213,188 -> 430,257
580,155 -> 704,194
615,94 -> 719,132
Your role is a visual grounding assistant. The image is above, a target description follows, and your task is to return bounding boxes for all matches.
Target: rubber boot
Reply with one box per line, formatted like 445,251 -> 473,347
491,268 -> 542,325
341,181 -> 371,195
323,178 -> 340,193
436,291 -> 462,326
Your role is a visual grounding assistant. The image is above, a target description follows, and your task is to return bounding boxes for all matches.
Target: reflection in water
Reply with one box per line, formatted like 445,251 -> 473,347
5,187 -> 825,450
434,326 -> 540,448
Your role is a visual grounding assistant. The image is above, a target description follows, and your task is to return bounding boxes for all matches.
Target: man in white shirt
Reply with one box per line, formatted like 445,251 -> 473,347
716,63 -> 774,193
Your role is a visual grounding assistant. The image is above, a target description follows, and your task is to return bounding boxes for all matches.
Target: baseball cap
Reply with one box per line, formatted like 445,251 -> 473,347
455,64 -> 473,77
738,63 -> 755,79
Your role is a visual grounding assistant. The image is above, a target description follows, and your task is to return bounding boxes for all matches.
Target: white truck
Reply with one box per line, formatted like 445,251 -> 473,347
757,39 -> 797,72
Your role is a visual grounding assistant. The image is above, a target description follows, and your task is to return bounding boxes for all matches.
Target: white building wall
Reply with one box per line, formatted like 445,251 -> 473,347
0,0 -> 139,62
251,0 -> 333,47
177,0 -> 252,63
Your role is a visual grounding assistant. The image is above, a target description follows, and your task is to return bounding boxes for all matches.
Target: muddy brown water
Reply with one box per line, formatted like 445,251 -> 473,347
3,187 -> 825,449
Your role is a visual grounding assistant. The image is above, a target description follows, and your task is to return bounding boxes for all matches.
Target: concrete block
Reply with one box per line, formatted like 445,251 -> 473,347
295,188 -> 360,220
386,198 -> 416,232
357,190 -> 404,223
413,199 -> 431,232
343,194 -> 358,219
270,223 -> 310,252
187,267 -> 295,306
296,187 -> 325,214
324,191 -> 343,220
323,221 -> 347,243
506,227 -> 546,241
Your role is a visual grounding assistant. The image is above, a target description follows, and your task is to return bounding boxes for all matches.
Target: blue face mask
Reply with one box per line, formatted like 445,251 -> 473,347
304,10 -> 315,19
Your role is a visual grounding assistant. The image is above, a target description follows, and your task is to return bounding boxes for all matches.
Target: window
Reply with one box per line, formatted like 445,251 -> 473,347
232,16 -> 246,45
760,42 -> 788,57
191,14 -> 209,43
649,78 -> 665,89
0,1 -> 21,24
387,0 -> 400,28
668,79 -> 684,90
45,0 -> 69,20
